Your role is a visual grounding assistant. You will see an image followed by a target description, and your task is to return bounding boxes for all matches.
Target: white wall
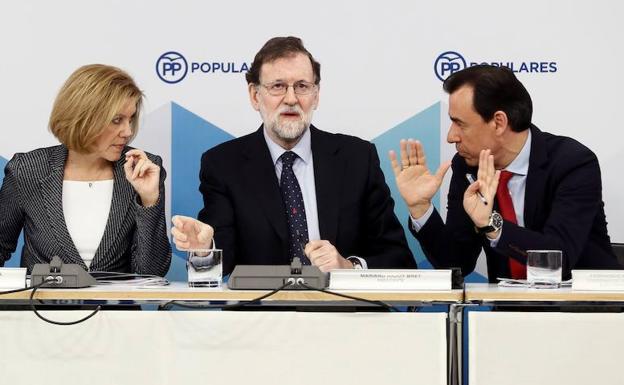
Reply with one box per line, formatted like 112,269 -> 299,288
1,1 -> 622,275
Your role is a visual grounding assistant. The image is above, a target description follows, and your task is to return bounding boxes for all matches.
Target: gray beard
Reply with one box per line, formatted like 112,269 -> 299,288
270,120 -> 308,142
263,109 -> 314,143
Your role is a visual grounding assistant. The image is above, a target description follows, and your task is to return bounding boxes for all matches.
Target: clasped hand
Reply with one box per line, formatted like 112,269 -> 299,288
124,149 -> 160,207
171,216 -> 352,272
304,240 -> 352,272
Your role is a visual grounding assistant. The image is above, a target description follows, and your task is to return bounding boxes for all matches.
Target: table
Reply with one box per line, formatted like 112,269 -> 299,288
463,283 -> 624,385
0,281 -> 462,306
0,283 -> 462,385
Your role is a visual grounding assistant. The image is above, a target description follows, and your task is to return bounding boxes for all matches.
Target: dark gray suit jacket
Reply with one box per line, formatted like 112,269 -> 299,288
412,125 -> 619,282
199,125 -> 416,275
0,145 -> 171,275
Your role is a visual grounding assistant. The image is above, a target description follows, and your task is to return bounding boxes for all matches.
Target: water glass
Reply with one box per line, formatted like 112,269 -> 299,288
526,250 -> 562,288
187,249 -> 223,288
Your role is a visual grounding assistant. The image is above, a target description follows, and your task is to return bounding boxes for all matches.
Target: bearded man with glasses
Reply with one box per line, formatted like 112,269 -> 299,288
172,36 -> 416,275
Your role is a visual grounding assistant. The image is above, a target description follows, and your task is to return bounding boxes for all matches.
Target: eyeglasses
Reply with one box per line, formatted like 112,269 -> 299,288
258,80 -> 317,96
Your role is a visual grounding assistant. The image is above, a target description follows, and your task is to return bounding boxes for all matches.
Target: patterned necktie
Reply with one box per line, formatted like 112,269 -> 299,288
279,151 -> 310,265
496,170 -> 526,279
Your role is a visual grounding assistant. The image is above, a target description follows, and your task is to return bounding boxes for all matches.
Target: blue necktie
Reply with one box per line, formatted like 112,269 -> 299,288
279,151 -> 310,265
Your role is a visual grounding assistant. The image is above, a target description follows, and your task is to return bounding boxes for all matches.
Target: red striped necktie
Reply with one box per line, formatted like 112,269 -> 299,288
496,170 -> 526,279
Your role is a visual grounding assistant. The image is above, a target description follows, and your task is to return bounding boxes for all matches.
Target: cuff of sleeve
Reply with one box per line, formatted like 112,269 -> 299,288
409,204 -> 434,232
488,228 -> 502,247
347,256 -> 367,269
134,193 -> 165,223
134,190 -> 162,209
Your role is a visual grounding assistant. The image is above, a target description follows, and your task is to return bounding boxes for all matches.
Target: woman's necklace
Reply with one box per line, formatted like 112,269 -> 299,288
64,158 -> 113,188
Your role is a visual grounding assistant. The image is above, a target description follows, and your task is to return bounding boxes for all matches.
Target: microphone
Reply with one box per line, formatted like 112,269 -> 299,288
31,256 -> 97,288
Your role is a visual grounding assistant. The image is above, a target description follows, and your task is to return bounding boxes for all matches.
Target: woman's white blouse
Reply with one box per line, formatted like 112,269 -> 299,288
62,180 -> 114,268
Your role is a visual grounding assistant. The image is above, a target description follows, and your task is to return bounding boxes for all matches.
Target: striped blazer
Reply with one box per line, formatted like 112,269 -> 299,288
0,145 -> 171,275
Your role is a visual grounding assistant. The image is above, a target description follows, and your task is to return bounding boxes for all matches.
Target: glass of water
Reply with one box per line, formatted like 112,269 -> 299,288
526,250 -> 562,288
187,249 -> 223,288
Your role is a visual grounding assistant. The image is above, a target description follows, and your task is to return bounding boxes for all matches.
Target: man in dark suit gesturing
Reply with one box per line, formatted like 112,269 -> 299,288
173,36 -> 415,275
390,65 -> 619,282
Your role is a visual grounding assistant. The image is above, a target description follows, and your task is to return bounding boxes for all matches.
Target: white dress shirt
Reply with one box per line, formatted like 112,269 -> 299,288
263,128 -> 320,242
263,127 -> 366,268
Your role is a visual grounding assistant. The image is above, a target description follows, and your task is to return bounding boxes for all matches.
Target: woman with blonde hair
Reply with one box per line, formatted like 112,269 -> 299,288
0,64 -> 171,275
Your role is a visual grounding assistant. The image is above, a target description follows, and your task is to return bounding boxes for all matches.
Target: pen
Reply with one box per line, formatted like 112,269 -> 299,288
465,174 -> 488,205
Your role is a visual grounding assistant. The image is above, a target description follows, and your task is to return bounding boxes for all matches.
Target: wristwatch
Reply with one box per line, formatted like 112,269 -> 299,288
475,211 -> 503,234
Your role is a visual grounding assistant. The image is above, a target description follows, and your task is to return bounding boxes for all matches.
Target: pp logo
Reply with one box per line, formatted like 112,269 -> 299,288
434,51 -> 466,81
156,51 -> 188,84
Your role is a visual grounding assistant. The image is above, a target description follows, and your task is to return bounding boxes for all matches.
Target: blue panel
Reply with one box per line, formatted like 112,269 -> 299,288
170,102 -> 235,281
0,156 -> 24,267
465,269 -> 489,283
372,103 -> 441,266
372,104 -> 488,282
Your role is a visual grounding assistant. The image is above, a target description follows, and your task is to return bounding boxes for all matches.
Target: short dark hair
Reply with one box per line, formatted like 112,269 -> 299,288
443,65 -> 532,132
245,36 -> 321,85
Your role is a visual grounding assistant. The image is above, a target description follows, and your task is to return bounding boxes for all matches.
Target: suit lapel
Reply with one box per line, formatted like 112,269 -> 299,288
39,146 -> 85,266
311,127 -> 342,244
524,125 -> 548,229
92,150 -> 134,267
241,127 -> 288,242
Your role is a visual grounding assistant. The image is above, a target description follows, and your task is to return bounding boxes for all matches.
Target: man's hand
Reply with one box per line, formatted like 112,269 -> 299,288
463,149 -> 500,228
171,215 -> 214,251
389,139 -> 451,218
304,240 -> 352,273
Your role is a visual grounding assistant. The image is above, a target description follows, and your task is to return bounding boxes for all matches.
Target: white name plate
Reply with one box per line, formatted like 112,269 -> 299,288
329,269 -> 452,291
572,270 -> 624,291
0,267 -> 27,289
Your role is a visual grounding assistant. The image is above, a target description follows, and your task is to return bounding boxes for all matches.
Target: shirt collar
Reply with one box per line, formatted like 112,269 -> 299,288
263,126 -> 312,166
504,129 -> 531,176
